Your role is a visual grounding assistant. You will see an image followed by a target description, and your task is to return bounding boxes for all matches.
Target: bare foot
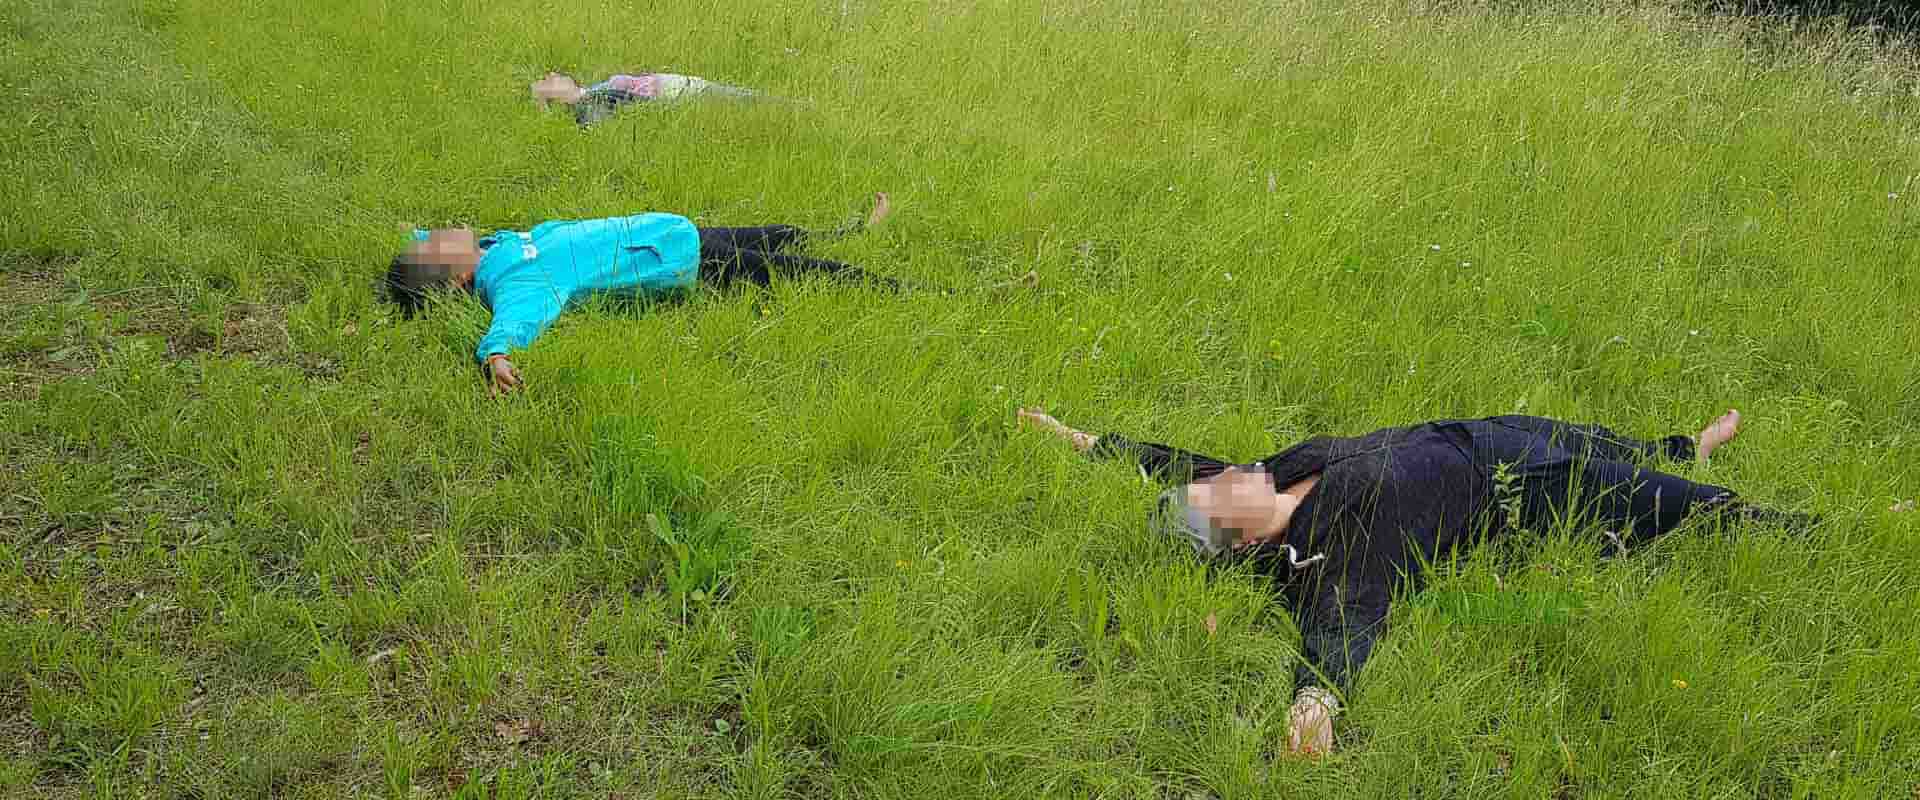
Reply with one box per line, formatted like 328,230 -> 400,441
865,192 -> 893,230
1696,409 -> 1741,464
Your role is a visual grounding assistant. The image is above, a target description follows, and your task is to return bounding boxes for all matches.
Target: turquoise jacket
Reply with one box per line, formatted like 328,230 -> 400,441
438,213 -> 702,364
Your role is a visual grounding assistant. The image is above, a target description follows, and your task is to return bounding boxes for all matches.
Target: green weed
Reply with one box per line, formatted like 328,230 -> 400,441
4,0 -> 1920,796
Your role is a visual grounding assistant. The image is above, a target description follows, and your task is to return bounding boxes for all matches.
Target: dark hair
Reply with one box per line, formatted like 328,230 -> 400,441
384,254 -> 429,318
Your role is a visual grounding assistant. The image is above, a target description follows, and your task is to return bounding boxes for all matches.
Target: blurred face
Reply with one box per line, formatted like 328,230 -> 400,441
1186,467 -> 1282,549
531,73 -> 584,104
403,228 -> 481,287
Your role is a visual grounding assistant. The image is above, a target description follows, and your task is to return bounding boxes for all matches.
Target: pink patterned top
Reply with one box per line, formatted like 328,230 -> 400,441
592,74 -> 660,98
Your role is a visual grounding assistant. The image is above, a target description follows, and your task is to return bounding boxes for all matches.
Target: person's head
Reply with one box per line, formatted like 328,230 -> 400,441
531,72 -> 585,108
1153,465 -> 1286,559
385,228 -> 481,316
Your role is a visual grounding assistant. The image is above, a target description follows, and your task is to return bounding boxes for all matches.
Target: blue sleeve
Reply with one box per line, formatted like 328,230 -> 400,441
475,282 -> 565,363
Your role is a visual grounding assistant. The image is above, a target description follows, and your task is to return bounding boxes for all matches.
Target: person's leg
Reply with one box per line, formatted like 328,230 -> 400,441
1560,458 -> 1731,545
706,82 -> 760,99
694,241 -> 773,289
651,74 -> 694,101
683,76 -> 759,100
752,249 -> 905,290
1488,415 -> 1696,464
1525,456 -> 1816,552
693,195 -> 892,254
697,225 -> 809,254
697,242 -> 904,291
1703,498 -> 1821,533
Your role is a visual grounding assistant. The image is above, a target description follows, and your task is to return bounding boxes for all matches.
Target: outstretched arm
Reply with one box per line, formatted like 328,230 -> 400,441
1017,407 -> 1234,483
1016,408 -> 1099,452
1284,560 -> 1393,758
475,283 -> 565,395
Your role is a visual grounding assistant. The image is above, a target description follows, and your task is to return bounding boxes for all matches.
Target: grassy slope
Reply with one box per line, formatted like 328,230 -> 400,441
3,0 -> 1918,796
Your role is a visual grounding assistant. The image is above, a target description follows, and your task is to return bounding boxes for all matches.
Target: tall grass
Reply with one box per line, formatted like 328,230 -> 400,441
3,0 -> 1918,796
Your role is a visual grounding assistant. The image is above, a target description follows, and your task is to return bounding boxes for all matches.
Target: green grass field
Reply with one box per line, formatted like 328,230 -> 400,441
5,0 -> 1920,796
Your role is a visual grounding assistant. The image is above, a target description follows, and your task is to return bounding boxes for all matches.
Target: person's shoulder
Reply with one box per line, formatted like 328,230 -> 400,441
1261,436 -> 1335,477
1337,422 -> 1456,455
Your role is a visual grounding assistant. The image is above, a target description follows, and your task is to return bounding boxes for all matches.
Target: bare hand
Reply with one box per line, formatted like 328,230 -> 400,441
1286,689 -> 1337,758
1017,407 -> 1096,452
488,356 -> 523,396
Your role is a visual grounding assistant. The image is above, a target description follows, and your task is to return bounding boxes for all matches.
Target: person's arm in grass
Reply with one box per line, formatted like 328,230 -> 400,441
1016,407 -> 1234,483
1284,571 -> 1390,758
1275,475 -> 1408,759
1021,404 -> 1365,757
475,282 -> 565,396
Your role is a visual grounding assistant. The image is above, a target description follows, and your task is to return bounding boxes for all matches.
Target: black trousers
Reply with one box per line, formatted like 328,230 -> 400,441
1461,415 -> 1815,547
695,225 -> 903,291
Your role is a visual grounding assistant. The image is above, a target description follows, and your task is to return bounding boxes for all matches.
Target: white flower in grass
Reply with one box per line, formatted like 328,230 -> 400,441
1429,243 -> 1442,251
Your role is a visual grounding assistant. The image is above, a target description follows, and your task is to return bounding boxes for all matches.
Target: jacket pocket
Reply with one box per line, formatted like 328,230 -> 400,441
620,244 -> 687,291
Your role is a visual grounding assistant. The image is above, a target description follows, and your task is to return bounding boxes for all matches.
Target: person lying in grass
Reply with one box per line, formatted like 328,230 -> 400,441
531,71 -> 764,127
1017,407 -> 1816,758
386,193 -> 902,395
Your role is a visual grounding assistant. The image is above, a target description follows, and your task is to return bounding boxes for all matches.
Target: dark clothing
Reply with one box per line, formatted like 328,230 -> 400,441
1091,415 -> 1815,698
697,224 -> 810,254
575,89 -> 639,127
695,225 -> 905,291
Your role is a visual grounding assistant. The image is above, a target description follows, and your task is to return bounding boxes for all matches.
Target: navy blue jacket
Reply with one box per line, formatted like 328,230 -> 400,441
1089,415 -> 1779,698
